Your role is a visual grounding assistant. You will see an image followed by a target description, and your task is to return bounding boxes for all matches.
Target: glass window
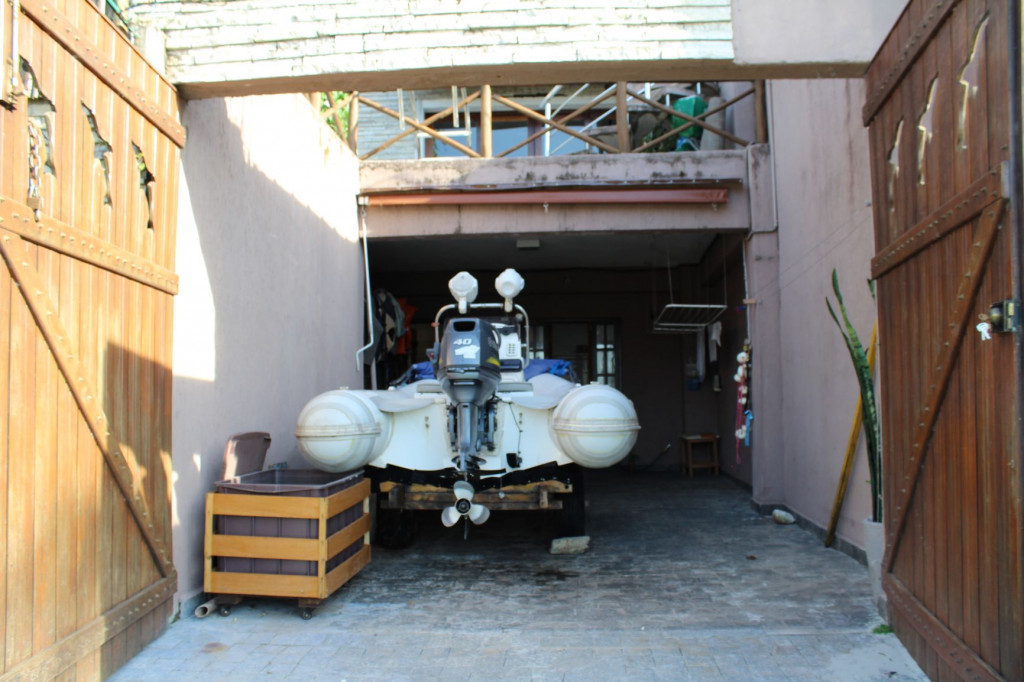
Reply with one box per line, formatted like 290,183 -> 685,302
542,321 -> 619,386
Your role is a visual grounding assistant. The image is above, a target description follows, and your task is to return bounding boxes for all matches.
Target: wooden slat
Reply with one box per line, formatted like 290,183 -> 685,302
203,493 -> 215,594
32,233 -> 58,656
54,262 -> 79,646
480,84 -> 492,157
0,575 -> 175,682
210,535 -> 320,562
0,233 -> 9,673
206,572 -> 320,599
326,515 -> 370,559
326,478 -> 371,518
496,86 -> 616,158
0,195 -> 178,294
326,546 -> 371,595
492,93 -> 618,154
884,197 -> 1006,574
627,86 -> 753,150
4,239 -> 37,672
872,169 -> 1001,277
357,94 -> 480,158
885,574 -> 1001,682
18,0 -> 184,147
0,230 -> 173,576
209,492 -> 321,520
863,0 -> 958,125
615,82 -> 630,152
358,89 -> 480,161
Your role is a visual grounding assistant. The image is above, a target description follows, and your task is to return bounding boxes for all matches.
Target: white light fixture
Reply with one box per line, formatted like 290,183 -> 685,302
494,268 -> 525,312
448,271 -> 478,314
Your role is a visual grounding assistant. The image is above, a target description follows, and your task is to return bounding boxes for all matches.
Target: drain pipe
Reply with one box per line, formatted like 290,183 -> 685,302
354,199 -> 377,389
194,597 -> 219,618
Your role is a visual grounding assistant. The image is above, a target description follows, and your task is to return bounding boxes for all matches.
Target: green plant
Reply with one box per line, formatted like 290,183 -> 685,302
319,92 -> 350,138
826,269 -> 882,522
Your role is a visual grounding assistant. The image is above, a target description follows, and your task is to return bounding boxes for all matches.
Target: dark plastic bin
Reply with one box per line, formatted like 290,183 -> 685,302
214,469 -> 364,576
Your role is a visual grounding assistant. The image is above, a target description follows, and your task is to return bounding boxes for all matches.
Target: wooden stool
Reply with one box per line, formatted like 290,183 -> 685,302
680,434 -> 719,477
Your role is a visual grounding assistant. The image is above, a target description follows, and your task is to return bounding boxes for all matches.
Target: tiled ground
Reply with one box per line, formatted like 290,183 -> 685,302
111,471 -> 926,681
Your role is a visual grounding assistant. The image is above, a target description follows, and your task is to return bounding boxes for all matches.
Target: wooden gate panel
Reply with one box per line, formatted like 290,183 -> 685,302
2,0 -> 181,678
866,0 -> 1020,678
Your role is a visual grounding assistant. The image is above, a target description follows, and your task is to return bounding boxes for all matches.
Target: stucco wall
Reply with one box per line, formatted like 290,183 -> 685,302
731,0 -> 907,75
171,94 -> 363,610
768,79 -> 877,548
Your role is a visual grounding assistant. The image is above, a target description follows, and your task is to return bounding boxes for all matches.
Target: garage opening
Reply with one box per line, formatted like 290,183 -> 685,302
363,231 -> 750,484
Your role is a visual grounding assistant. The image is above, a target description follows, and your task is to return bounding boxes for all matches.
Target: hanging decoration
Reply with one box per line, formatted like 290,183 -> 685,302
733,343 -> 752,463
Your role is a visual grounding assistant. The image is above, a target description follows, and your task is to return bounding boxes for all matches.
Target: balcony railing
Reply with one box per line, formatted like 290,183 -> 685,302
319,81 -> 766,161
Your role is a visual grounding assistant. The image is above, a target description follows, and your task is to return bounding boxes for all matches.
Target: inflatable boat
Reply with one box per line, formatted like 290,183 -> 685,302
295,269 -> 640,533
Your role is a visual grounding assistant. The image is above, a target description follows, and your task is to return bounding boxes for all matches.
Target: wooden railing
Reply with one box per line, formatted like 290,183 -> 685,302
317,81 -> 766,160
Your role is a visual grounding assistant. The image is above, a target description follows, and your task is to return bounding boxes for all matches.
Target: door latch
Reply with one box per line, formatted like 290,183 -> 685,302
985,299 -> 1020,334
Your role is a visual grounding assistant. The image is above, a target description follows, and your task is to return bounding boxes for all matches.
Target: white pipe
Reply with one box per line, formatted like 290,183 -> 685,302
539,84 -> 563,108
544,103 -> 552,156
194,597 -> 219,618
355,202 -> 376,389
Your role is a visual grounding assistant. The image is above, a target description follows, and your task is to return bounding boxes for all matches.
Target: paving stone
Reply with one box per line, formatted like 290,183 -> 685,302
109,472 -> 926,682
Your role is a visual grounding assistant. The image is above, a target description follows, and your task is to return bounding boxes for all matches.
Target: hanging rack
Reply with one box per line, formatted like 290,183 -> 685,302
652,250 -> 726,333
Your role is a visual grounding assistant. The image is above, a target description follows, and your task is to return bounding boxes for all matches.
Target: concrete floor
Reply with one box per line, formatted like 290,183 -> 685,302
110,471 -> 927,681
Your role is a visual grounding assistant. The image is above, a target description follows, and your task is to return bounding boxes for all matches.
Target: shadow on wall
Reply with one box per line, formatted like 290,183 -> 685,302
171,96 -> 363,603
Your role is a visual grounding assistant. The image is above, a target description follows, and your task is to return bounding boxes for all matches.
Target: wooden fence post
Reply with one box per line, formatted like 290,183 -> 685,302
616,81 -> 630,153
481,84 -> 493,158
755,81 -> 767,144
348,92 -> 360,153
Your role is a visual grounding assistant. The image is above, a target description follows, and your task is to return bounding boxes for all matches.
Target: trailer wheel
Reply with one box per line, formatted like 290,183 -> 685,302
556,469 -> 586,537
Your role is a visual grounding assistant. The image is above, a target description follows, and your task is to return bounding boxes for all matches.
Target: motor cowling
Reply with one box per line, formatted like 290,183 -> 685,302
295,390 -> 392,472
551,383 -> 641,468
435,318 -> 501,406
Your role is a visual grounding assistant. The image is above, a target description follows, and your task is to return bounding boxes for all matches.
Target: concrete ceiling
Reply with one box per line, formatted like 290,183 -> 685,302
366,231 -> 719,274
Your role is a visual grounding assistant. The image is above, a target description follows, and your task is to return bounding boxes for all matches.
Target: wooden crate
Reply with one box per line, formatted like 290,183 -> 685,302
204,476 -> 371,608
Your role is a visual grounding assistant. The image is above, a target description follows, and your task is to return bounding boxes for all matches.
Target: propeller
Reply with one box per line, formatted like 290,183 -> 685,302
441,481 -> 490,527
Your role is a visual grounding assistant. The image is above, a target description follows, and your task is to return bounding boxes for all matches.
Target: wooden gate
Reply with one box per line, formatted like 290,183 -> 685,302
0,0 -> 182,678
864,0 -> 1021,679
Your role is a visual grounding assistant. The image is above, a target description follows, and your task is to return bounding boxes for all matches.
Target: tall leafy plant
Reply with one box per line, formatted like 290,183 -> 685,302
826,270 -> 882,522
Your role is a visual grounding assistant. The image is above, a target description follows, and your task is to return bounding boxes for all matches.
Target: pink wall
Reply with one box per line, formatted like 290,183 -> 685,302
769,79 -> 878,548
172,94 -> 364,611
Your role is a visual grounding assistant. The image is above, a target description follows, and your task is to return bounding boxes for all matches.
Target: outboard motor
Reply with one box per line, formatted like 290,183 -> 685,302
435,318 -> 501,473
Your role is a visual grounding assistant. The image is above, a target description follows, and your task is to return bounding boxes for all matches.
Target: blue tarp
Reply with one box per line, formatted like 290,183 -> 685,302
524,358 -> 573,380
402,358 -> 572,385
408,361 -> 435,381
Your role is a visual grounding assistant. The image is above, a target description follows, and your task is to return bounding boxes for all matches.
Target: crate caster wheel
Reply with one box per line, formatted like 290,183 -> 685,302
218,605 -> 232,617
300,608 -> 314,620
